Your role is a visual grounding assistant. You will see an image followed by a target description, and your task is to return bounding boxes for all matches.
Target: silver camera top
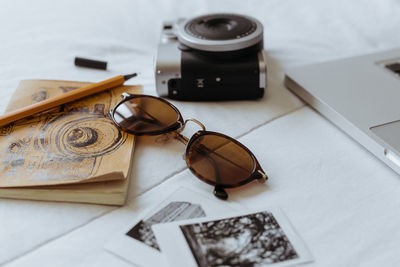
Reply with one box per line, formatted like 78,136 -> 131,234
175,13 -> 263,52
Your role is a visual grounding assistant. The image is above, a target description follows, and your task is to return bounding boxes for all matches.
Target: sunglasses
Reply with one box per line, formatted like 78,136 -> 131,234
109,93 -> 268,200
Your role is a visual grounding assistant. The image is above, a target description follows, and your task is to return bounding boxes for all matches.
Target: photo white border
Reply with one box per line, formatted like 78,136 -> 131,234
104,186 -> 241,266
153,207 -> 313,267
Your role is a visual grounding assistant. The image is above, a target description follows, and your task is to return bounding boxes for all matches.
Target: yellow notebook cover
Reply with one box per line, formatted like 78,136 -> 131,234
0,80 -> 141,205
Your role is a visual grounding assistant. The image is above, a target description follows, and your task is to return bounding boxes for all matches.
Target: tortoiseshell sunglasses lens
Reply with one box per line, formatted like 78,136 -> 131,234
186,132 -> 256,187
111,95 -> 181,135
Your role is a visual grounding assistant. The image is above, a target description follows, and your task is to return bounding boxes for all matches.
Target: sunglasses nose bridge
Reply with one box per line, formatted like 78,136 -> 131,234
176,118 -> 206,145
182,118 -> 206,132
174,118 -> 206,156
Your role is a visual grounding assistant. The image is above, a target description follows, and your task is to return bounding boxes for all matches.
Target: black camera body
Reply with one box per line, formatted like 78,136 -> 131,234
155,14 -> 267,101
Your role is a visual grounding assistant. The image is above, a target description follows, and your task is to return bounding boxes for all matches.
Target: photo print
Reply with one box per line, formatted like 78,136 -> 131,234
181,211 -> 298,266
153,208 -> 313,267
105,186 -> 240,267
126,201 -> 206,250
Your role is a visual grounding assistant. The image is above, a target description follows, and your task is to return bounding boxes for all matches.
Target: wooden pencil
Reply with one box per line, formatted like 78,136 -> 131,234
0,73 -> 137,127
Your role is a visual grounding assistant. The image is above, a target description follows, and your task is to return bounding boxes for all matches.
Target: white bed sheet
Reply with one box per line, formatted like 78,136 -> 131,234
0,0 -> 400,266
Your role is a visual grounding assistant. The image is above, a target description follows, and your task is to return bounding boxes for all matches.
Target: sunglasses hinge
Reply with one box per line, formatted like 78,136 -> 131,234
121,92 -> 132,99
257,170 -> 268,183
174,132 -> 189,145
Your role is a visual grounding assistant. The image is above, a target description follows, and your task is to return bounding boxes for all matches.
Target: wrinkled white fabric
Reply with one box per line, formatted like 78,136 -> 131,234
0,0 -> 400,266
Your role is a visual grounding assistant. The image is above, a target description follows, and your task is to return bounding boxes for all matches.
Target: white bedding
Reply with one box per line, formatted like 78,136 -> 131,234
1,0 -> 400,266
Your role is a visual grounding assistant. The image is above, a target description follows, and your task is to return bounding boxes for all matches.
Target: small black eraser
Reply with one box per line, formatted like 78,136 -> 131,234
74,57 -> 107,70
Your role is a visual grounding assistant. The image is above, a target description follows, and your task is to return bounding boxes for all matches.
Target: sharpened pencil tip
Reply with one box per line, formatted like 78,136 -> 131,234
123,73 -> 138,81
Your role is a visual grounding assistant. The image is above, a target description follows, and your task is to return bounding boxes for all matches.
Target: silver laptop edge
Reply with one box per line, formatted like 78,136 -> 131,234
284,48 -> 400,175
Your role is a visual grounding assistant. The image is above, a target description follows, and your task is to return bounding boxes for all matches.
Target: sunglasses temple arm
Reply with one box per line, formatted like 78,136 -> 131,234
174,132 -> 189,145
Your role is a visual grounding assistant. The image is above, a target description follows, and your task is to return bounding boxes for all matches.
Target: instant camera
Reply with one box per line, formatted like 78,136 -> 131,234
155,13 -> 267,101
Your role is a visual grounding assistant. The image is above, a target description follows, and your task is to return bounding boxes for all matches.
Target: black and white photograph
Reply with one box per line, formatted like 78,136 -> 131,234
181,211 -> 298,266
153,208 -> 313,267
126,201 -> 206,250
104,186 -> 239,267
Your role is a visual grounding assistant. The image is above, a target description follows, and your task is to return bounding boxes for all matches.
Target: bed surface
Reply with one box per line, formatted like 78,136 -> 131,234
1,0 -> 400,266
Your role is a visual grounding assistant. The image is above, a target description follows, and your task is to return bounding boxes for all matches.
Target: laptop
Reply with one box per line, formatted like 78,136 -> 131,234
284,48 -> 400,175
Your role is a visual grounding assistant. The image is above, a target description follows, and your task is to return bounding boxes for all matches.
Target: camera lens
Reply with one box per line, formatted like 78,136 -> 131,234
204,18 -> 237,31
177,13 -> 263,52
185,14 -> 256,41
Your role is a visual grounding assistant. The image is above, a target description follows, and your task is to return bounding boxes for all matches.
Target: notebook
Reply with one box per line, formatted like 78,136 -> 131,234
0,80 -> 141,205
